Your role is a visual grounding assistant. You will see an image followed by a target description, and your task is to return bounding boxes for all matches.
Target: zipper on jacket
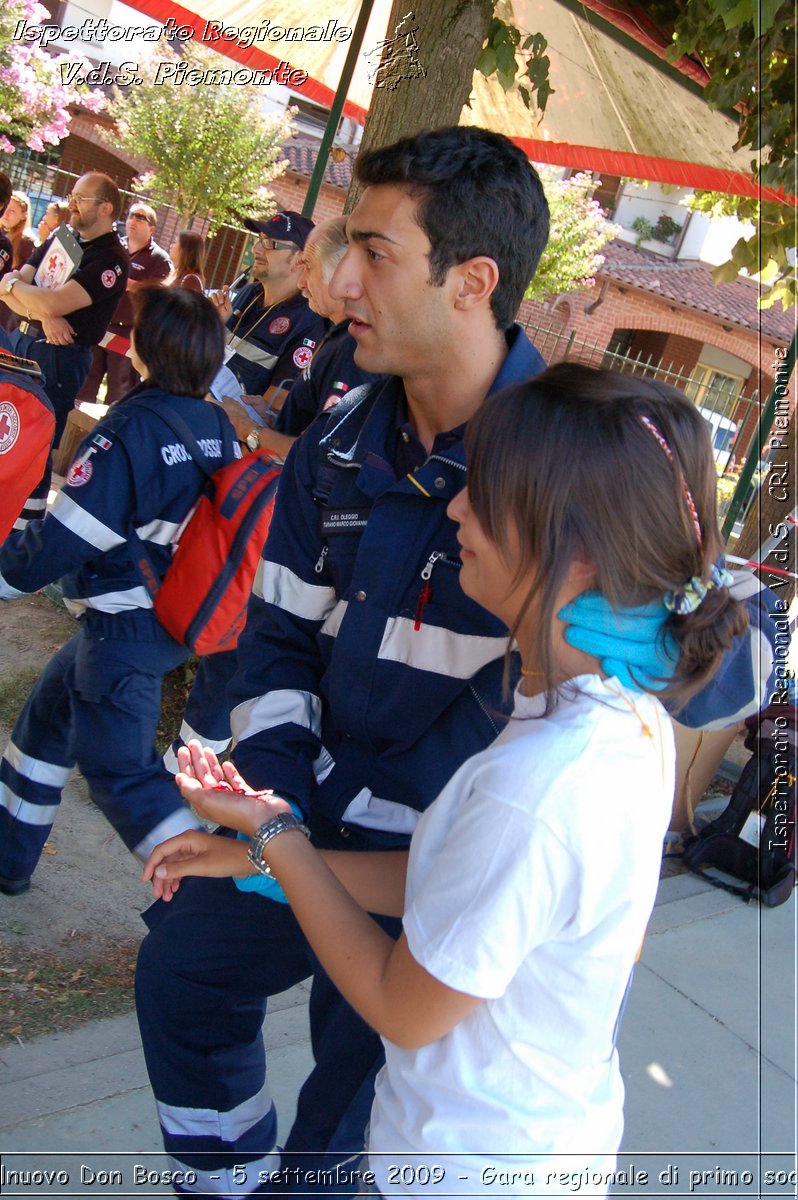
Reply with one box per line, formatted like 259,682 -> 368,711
414,550 -> 460,630
314,545 -> 328,575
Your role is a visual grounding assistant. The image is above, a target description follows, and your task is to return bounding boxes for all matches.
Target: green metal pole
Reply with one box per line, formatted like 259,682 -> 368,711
722,328 -> 797,540
302,0 -> 376,219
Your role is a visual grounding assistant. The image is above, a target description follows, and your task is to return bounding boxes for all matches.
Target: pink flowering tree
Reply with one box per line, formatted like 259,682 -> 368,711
0,0 -> 103,155
526,170 -> 620,301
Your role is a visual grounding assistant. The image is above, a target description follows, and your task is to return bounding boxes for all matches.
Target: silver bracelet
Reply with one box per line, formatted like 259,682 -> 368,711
247,813 -> 310,879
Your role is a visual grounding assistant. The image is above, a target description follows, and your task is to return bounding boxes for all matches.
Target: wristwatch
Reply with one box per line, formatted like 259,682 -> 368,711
245,428 -> 261,452
247,813 -> 310,878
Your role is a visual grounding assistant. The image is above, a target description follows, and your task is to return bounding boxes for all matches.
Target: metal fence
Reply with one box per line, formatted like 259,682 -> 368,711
1,153 -> 249,289
519,313 -> 762,525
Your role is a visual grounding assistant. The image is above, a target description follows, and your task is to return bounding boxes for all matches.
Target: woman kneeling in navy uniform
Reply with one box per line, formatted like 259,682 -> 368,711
0,287 -> 241,894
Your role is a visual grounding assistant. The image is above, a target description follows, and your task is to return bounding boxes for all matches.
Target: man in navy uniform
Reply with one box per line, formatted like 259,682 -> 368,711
0,172 -> 128,447
137,126 -> 551,1197
213,210 -> 326,407
219,216 -> 379,460
165,217 -> 382,776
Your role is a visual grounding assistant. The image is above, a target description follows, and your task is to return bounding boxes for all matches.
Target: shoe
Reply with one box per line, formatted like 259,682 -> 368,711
0,873 -> 31,896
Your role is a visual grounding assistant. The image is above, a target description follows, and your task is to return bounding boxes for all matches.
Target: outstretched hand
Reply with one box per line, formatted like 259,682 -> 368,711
142,829 -> 253,901
175,740 -> 292,836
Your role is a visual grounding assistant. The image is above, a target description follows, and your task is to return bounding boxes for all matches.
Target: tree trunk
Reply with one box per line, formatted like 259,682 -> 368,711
345,0 -> 494,212
733,409 -> 796,580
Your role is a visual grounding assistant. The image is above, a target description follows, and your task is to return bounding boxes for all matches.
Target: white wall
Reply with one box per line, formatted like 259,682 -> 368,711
44,1 -> 164,68
678,208 -> 756,265
612,180 -> 755,266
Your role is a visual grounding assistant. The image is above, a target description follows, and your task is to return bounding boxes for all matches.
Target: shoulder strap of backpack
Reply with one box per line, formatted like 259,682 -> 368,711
132,395 -> 231,479
125,398 -> 231,603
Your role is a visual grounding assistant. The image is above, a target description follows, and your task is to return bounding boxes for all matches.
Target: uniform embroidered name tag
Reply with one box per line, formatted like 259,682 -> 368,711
320,507 -> 371,534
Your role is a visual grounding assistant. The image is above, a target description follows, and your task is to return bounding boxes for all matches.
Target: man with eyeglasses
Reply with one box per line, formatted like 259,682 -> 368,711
0,172 -> 128,448
213,210 -> 326,436
77,201 -> 171,407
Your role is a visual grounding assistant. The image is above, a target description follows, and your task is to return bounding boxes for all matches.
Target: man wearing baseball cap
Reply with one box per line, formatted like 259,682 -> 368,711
214,210 -> 326,432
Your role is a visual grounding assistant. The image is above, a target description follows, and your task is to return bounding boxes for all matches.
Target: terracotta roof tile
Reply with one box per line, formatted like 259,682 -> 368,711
598,240 -> 794,341
283,136 -> 352,191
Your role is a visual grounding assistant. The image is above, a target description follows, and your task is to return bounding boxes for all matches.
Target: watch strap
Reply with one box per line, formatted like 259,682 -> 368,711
247,813 -> 310,878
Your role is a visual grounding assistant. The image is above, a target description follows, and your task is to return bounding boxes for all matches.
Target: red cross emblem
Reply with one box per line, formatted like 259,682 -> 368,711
66,456 -> 94,487
0,402 -> 20,454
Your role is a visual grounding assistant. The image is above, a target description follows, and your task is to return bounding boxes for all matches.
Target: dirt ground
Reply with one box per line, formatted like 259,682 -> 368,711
0,594 -> 172,1042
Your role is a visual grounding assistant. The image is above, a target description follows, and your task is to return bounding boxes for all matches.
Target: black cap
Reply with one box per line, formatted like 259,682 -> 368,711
244,210 -> 314,249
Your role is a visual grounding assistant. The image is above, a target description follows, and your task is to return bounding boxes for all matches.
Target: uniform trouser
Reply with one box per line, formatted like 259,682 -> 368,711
76,341 -> 138,407
7,330 -> 92,448
0,613 -> 202,882
162,650 -> 238,774
135,859 -> 400,1199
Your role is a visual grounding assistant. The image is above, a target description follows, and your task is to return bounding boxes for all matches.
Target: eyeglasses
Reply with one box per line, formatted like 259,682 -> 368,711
255,234 -> 295,251
68,193 -> 103,205
128,212 -> 153,224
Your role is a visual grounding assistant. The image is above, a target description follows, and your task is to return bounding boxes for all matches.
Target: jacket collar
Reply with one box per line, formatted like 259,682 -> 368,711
319,324 -> 544,496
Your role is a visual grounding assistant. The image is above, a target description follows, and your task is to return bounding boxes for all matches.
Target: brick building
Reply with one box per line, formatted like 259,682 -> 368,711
518,239 -> 795,470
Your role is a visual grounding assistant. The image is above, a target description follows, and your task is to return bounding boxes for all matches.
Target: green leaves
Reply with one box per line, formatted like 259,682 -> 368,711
478,18 -> 554,112
525,170 -> 621,300
650,0 -> 795,310
476,45 -> 497,76
717,0 -> 754,31
107,37 -> 293,229
718,0 -> 782,39
687,185 -> 796,310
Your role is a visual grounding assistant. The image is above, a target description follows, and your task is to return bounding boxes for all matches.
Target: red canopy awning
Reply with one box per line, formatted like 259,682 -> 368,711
515,141 -> 791,205
119,0 -> 792,205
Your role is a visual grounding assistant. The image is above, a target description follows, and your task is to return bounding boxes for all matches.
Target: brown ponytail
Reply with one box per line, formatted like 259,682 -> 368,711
464,363 -> 748,710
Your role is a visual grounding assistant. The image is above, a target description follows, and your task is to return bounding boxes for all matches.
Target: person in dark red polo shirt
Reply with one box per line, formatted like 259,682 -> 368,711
0,174 -> 14,285
77,201 -> 171,406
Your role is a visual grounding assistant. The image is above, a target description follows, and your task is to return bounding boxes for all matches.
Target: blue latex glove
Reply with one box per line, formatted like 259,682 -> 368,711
234,800 -> 304,903
559,592 -> 678,693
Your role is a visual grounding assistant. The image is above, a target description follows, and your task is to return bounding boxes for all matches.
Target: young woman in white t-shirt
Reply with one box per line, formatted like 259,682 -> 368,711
143,364 -> 746,1196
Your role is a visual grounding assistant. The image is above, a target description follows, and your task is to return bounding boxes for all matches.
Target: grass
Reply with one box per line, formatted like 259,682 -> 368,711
0,657 -> 197,1044
0,939 -> 138,1043
156,657 -> 198,753
0,659 -> 196,750
0,667 -> 40,726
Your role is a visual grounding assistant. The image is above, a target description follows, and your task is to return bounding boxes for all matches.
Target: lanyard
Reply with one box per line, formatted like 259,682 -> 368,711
226,293 -> 284,347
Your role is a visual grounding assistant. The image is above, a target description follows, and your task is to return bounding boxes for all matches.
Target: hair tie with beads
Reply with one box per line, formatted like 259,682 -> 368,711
639,414 -> 703,551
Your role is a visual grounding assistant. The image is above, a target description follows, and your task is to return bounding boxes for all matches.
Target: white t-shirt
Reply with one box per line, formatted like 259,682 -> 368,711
369,674 -> 674,1197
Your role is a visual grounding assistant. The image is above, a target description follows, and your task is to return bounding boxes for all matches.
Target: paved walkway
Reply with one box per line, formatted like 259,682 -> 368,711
2,870 -> 795,1198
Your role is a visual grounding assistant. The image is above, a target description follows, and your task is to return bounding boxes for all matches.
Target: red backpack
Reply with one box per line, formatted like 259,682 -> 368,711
132,401 -> 281,655
0,348 -> 55,544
